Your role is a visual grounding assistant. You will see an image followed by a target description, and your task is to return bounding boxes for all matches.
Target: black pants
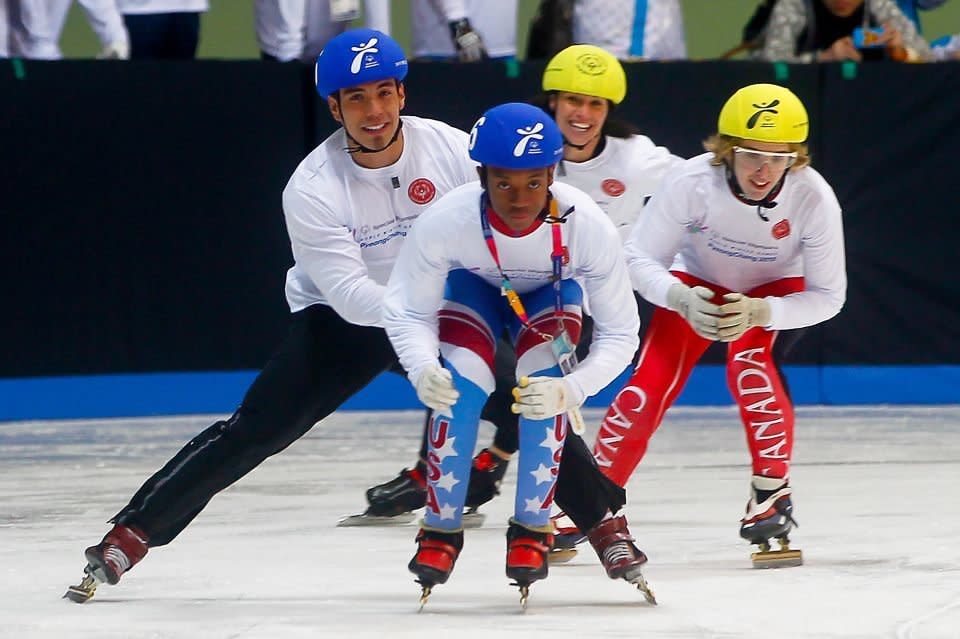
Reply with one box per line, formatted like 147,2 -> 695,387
115,304 -> 622,546
123,12 -> 201,59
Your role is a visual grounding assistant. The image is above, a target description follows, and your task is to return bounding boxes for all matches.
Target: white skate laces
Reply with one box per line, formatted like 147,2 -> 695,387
602,541 -> 636,567
104,546 -> 132,575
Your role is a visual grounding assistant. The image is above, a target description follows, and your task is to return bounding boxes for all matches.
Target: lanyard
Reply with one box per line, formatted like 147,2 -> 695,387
479,194 -> 570,341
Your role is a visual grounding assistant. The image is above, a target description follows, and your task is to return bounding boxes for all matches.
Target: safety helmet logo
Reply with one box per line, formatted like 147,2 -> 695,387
575,52 -> 608,76
747,100 -> 781,130
349,38 -> 380,74
513,123 -> 545,157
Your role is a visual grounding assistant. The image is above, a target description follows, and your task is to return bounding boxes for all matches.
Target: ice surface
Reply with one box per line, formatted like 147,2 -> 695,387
2,406 -> 959,638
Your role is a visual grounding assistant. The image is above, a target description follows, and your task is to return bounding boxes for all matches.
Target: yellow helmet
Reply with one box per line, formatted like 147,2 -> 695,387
718,83 -> 809,144
542,44 -> 627,105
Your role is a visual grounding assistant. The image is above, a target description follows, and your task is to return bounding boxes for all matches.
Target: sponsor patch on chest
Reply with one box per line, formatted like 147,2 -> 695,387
601,178 -> 626,197
772,219 -> 791,240
407,178 -> 437,204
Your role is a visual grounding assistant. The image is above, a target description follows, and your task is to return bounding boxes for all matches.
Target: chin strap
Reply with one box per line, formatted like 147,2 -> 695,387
562,133 -> 606,154
725,162 -> 786,222
344,119 -> 404,155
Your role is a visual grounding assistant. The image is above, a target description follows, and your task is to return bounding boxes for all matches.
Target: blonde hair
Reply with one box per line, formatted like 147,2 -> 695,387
703,134 -> 811,171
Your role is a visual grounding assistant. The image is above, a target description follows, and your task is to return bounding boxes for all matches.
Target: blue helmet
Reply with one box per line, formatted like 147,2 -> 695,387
468,102 -> 564,170
315,29 -> 408,99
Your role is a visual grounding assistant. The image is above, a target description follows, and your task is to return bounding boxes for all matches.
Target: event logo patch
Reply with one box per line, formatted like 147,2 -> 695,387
602,178 -> 626,197
408,178 -> 436,204
772,219 -> 791,240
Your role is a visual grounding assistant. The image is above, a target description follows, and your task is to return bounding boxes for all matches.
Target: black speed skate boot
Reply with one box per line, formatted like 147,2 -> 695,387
740,475 -> 802,569
548,511 -> 585,563
408,528 -> 463,608
463,448 -> 510,526
339,462 -> 427,526
366,462 -> 427,516
505,521 -> 553,609
585,515 -> 656,604
64,524 -> 149,603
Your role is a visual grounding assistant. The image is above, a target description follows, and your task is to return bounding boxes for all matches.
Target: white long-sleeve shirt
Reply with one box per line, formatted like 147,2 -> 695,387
116,0 -> 208,13
282,116 -> 476,326
411,0 -> 517,58
383,181 -> 640,402
16,0 -> 128,59
255,0 -> 391,62
573,0 -> 686,60
557,134 -> 684,242
625,153 -> 846,331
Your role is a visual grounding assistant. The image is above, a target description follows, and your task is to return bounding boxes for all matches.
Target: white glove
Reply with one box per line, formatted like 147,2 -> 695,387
717,293 -> 772,342
449,19 -> 488,62
414,365 -> 459,413
666,283 -> 722,340
511,376 -> 582,420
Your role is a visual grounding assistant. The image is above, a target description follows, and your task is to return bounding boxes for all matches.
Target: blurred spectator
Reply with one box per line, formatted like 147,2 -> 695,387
254,0 -> 304,61
759,0 -> 933,62
526,0 -> 573,60
410,0 -> 516,61
116,0 -> 208,59
304,0 -> 388,60
571,0 -> 686,60
254,0 -> 390,63
13,0 -> 128,60
731,0 -> 778,57
1,0 -> 14,57
895,0 -> 947,33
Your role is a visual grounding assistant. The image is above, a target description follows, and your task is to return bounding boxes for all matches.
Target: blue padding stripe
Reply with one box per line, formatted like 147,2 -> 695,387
1,366 -> 957,422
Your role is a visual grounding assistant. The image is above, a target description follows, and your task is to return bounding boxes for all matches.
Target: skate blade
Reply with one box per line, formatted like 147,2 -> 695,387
548,547 -> 578,563
63,574 -> 97,604
337,512 -> 416,527
417,585 -> 432,611
461,510 -> 486,529
509,582 -> 531,611
626,572 -> 658,605
751,548 -> 803,569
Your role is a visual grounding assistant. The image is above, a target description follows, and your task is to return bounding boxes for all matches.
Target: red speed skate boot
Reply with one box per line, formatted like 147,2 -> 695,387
586,515 -> 656,604
408,527 -> 463,608
505,522 -> 553,609
64,524 -> 149,603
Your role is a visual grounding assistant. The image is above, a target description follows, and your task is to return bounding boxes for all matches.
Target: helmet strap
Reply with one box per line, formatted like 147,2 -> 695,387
562,132 -> 606,157
343,118 -> 404,155
724,162 -> 786,222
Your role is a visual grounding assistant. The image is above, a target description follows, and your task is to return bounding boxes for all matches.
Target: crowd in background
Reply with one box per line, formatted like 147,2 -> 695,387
1,0 -> 958,63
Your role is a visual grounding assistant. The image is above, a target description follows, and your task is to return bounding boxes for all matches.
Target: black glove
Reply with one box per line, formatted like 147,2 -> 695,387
449,18 -> 488,62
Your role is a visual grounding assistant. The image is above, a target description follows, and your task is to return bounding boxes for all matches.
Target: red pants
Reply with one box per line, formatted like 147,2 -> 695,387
593,273 -> 805,487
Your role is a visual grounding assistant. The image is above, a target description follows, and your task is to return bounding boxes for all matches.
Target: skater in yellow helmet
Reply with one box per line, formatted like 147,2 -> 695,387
594,83 -> 846,567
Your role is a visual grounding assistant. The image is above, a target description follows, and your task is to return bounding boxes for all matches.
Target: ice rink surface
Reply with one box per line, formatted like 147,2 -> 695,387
2,406 -> 959,639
